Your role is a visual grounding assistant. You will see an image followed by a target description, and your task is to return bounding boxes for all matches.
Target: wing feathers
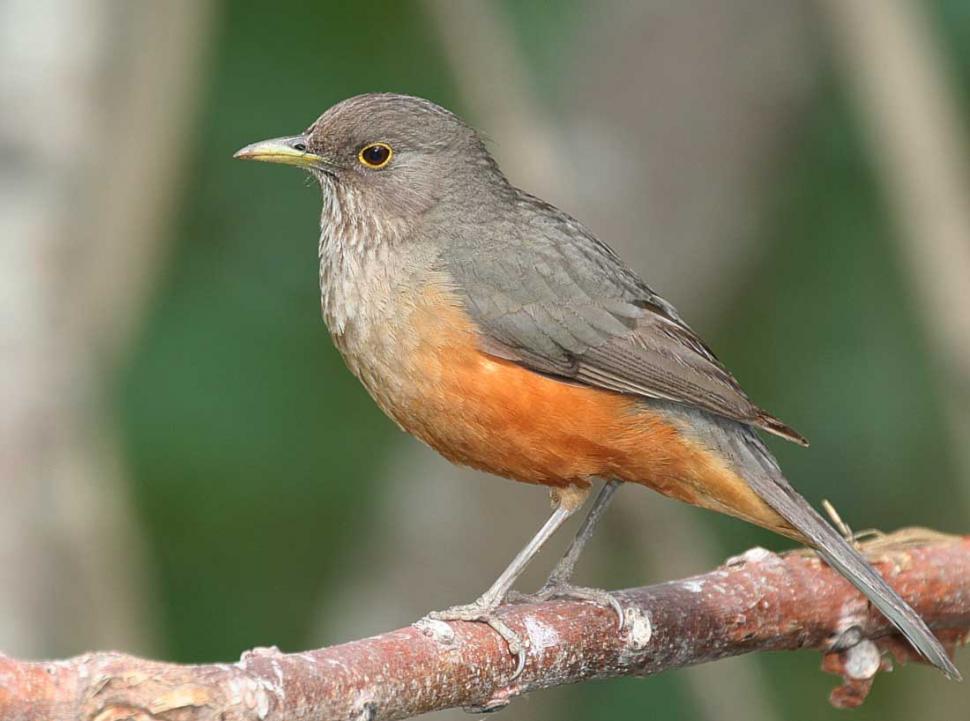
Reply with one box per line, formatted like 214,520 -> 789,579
445,192 -> 806,444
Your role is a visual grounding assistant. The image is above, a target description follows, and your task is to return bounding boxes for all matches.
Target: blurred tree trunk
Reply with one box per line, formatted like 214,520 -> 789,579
818,0 -> 970,715
0,0 -> 212,656
819,0 -> 970,510
323,2 -> 819,720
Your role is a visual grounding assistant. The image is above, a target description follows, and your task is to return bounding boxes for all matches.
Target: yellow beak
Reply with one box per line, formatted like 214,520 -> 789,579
233,135 -> 327,169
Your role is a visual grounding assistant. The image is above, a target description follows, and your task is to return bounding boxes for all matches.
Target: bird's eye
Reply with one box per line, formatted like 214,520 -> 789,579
358,142 -> 393,169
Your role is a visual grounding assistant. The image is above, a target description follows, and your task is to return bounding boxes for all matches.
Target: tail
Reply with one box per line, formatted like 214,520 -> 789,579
737,430 -> 960,680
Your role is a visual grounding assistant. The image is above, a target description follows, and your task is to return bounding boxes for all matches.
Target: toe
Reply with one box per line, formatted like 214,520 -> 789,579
528,584 -> 626,628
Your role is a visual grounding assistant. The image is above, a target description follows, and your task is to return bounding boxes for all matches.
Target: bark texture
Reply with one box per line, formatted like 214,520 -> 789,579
1,530 -> 967,721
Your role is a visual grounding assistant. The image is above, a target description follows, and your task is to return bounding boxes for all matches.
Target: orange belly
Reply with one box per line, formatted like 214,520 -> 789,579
394,294 -> 792,536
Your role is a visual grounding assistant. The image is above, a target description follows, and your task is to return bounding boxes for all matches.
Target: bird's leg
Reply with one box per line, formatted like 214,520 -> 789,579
529,479 -> 625,626
427,486 -> 587,677
545,479 -> 621,585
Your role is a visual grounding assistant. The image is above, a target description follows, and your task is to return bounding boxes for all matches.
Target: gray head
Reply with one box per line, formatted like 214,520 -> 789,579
235,93 -> 507,232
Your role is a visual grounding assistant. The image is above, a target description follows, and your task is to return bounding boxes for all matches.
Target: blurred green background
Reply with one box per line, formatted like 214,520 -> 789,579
3,1 -> 969,720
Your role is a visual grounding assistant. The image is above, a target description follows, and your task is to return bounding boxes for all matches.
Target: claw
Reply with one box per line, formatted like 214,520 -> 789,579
428,601 -> 528,679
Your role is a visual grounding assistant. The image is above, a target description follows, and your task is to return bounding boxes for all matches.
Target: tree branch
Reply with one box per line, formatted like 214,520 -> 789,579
1,529 -> 967,720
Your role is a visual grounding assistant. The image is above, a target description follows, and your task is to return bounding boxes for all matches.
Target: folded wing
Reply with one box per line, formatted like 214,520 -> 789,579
446,193 -> 807,446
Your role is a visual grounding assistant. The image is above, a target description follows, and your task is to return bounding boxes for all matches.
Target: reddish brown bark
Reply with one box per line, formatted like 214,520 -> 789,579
1,530 -> 967,721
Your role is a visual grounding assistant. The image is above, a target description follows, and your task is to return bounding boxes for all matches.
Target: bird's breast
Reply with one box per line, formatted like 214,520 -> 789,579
316,240 -> 789,535
317,225 -> 460,430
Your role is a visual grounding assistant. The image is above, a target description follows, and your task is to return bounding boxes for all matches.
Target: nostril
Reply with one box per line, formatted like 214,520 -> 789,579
293,142 -> 307,152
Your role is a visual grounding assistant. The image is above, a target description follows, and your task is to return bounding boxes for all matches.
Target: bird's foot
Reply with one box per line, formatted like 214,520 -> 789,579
527,580 -> 625,629
427,598 -> 528,678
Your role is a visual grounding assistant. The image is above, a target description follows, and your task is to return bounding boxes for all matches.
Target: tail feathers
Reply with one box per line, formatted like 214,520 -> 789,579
739,432 -> 960,680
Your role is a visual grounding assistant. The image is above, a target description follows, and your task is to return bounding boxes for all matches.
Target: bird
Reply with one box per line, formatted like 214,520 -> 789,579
234,93 -> 958,680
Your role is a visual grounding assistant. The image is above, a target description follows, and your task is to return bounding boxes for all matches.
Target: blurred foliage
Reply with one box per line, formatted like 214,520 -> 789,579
118,0 -> 969,718
121,0 -> 459,661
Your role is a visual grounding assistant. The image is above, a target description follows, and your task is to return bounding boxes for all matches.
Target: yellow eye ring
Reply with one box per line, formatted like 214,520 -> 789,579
358,142 -> 393,169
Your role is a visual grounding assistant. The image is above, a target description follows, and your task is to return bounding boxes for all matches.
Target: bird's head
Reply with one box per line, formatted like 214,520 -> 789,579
235,93 -> 506,233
